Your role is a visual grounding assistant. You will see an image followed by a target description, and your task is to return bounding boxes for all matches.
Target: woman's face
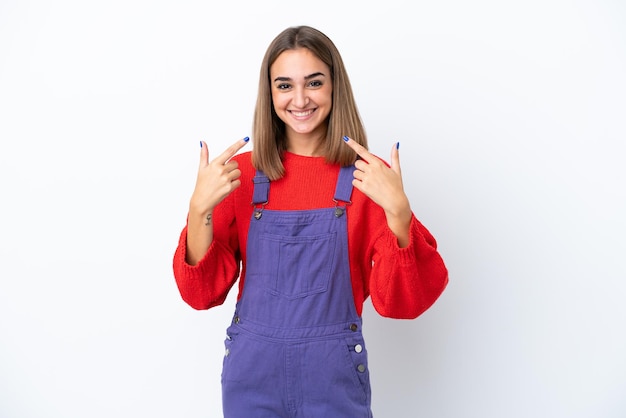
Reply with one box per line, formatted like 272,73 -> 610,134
270,48 -> 333,141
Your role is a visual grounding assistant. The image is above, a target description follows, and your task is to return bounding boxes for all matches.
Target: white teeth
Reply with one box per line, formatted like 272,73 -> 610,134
292,110 -> 313,117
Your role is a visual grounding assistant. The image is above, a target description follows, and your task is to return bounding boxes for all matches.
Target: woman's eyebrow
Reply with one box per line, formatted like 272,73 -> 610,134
304,72 -> 325,80
273,72 -> 326,83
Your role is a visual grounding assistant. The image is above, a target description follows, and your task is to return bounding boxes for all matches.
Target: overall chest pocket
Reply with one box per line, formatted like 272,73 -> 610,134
256,231 -> 337,299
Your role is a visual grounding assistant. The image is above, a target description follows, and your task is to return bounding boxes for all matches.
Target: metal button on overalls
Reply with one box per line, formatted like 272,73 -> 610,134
221,165 -> 372,417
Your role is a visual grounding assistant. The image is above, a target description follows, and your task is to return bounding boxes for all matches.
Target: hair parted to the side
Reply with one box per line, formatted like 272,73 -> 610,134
251,25 -> 368,180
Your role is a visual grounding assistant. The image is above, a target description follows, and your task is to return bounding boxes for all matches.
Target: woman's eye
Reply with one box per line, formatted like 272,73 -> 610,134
277,83 -> 291,90
309,80 -> 322,87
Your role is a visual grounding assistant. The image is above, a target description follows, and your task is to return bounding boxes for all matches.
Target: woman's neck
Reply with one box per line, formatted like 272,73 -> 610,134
285,131 -> 326,157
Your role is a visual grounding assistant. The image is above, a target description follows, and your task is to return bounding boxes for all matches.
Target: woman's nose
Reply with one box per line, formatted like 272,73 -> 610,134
292,87 -> 309,108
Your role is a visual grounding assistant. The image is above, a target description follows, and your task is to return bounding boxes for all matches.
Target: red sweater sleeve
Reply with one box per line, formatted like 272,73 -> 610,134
172,226 -> 239,310
367,215 -> 448,319
344,185 -> 448,319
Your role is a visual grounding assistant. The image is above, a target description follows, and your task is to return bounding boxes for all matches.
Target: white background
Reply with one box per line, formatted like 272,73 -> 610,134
1,0 -> 625,417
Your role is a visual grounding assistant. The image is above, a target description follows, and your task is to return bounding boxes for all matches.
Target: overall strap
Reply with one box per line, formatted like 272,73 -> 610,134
333,164 -> 355,204
252,171 -> 270,205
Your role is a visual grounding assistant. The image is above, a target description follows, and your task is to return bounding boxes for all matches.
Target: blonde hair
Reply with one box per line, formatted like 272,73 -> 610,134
251,25 -> 368,180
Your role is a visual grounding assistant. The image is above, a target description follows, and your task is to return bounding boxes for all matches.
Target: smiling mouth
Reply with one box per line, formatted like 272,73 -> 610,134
289,109 -> 315,117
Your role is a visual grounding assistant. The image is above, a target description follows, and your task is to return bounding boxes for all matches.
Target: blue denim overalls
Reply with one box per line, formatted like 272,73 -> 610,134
221,165 -> 373,417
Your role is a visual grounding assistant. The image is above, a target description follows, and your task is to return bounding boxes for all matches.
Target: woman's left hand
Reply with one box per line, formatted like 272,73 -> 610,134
342,136 -> 412,247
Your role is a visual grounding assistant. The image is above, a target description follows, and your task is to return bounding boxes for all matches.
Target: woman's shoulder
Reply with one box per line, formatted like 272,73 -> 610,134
231,150 -> 252,162
231,151 -> 255,174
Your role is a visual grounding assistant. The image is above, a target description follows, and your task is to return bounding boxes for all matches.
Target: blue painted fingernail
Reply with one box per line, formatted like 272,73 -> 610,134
243,136 -> 250,142
396,142 -> 400,149
200,141 -> 203,148
343,136 -> 349,142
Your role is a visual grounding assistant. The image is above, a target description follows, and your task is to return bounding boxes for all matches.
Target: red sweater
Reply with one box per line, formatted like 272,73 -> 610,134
173,151 -> 448,319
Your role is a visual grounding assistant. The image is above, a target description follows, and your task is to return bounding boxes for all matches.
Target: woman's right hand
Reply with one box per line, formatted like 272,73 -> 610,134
189,137 -> 250,218
186,137 -> 249,265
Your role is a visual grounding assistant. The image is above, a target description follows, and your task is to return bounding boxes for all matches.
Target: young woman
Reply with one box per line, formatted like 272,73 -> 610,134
173,25 -> 448,417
